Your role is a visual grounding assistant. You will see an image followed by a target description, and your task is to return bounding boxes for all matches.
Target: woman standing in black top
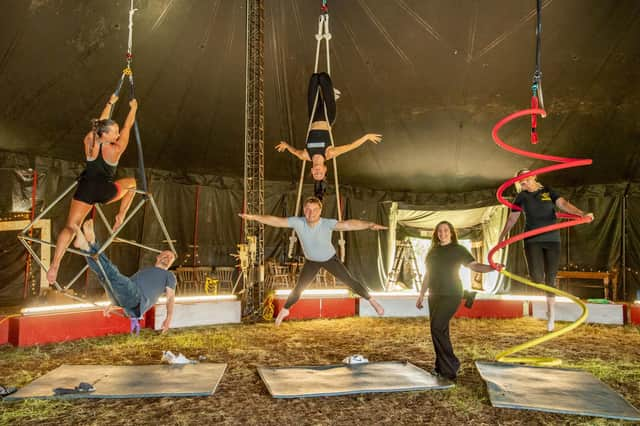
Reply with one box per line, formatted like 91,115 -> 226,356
498,169 -> 593,331
47,94 -> 138,284
275,72 -> 381,199
416,221 -> 495,380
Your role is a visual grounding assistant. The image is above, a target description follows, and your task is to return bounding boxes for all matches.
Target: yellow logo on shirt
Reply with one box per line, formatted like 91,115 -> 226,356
540,192 -> 551,201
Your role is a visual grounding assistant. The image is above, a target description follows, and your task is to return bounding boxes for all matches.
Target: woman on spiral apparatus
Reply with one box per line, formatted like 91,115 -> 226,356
498,169 -> 593,332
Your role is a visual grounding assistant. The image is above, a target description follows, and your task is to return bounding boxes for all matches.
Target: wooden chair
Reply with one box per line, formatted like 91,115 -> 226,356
265,259 -> 276,289
313,268 -> 329,287
324,269 -> 336,287
176,266 -> 212,295
556,269 -> 619,301
310,268 -> 335,287
214,266 -> 236,294
285,261 -> 303,283
267,262 -> 292,289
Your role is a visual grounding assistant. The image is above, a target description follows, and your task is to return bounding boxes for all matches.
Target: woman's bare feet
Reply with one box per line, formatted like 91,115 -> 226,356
275,308 -> 290,326
82,219 -> 96,245
369,297 -> 385,316
71,224 -> 90,251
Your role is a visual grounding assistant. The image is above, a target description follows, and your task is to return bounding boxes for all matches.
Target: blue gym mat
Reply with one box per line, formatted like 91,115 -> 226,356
5,363 -> 227,400
476,361 -> 640,421
258,361 -> 453,398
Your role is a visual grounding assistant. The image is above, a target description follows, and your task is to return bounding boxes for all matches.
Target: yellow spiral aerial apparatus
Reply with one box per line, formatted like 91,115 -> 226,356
489,106 -> 593,366
493,270 -> 588,366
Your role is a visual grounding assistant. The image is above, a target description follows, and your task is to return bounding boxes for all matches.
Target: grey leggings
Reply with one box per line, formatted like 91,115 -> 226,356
284,255 -> 371,309
524,241 -> 561,297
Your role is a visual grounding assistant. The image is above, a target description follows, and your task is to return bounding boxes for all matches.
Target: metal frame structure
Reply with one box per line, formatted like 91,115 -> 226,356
0,218 -> 50,293
15,0 -> 174,313
242,0 -> 266,317
17,186 -> 175,308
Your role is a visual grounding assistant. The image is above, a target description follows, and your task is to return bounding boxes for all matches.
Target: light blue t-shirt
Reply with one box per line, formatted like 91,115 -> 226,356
288,216 -> 338,262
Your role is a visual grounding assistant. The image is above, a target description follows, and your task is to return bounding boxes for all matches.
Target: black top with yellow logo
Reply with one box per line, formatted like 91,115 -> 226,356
512,186 -> 561,243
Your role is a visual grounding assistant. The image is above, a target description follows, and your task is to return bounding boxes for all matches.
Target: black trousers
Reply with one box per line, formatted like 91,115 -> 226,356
308,72 -> 336,125
428,295 -> 461,380
284,255 -> 370,309
524,241 -> 561,296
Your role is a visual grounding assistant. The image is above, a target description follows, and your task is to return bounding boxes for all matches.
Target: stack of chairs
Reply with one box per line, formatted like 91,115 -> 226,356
176,266 -> 212,295
265,259 -> 293,290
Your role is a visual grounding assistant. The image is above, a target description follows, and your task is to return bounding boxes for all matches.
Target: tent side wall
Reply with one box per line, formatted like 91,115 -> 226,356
0,151 -> 638,306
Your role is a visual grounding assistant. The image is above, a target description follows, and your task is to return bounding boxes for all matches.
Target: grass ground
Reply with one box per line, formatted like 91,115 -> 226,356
1,316 -> 639,425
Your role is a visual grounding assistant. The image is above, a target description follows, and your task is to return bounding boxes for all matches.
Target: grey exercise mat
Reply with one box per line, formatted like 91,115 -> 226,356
6,363 -> 227,400
258,361 -> 453,398
476,361 -> 640,421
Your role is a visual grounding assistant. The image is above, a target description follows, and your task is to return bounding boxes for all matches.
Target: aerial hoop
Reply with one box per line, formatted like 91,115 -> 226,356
488,108 -> 593,366
487,0 -> 593,366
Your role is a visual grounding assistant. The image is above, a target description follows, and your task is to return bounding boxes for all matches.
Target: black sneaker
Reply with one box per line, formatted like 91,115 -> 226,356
53,382 -> 95,396
0,385 -> 17,398
431,369 -> 456,381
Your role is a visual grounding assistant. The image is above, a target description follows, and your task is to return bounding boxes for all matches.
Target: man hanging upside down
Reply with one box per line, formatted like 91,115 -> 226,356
71,219 -> 177,333
240,196 -> 386,326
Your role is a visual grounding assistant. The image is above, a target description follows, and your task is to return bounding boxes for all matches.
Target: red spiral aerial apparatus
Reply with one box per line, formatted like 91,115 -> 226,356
488,108 -> 593,270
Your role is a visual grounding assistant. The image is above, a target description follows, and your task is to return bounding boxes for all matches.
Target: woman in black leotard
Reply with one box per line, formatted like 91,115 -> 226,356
275,72 -> 381,199
47,94 -> 138,284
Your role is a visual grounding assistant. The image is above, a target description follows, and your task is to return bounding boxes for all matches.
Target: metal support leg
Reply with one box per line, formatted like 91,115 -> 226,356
147,193 -> 176,254
20,181 -> 78,235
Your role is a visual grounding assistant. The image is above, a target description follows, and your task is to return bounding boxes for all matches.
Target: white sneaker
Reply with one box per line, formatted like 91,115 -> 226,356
342,354 -> 369,365
161,350 -> 176,363
546,309 -> 555,332
173,353 -> 196,364
162,350 -> 196,364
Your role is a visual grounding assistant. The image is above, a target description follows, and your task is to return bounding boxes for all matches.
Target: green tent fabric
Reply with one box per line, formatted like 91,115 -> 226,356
0,151 -> 637,306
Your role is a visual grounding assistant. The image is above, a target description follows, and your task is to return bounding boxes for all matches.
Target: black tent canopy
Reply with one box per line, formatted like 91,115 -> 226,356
0,0 -> 639,304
